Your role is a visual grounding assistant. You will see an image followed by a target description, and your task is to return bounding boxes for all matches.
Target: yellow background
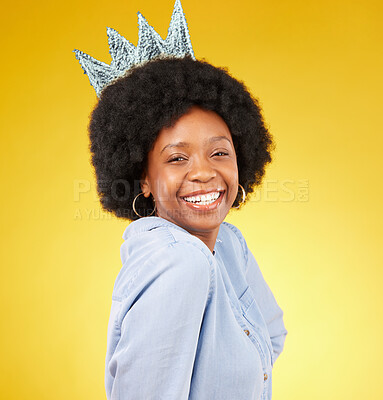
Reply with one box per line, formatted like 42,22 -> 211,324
1,0 -> 382,398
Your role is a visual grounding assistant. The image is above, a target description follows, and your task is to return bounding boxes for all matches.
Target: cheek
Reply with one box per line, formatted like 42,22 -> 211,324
226,160 -> 239,182
153,170 -> 182,201
226,162 -> 239,198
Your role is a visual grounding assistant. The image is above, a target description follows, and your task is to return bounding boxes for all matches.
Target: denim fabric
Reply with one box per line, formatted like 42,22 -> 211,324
105,216 -> 287,400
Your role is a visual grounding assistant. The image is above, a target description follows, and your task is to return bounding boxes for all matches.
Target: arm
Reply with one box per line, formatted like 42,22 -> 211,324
245,249 -> 287,364
105,242 -> 212,400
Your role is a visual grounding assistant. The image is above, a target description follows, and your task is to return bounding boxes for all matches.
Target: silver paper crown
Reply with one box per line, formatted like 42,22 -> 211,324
73,0 -> 195,97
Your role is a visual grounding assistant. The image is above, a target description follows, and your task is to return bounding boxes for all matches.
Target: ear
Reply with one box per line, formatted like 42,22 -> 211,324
140,171 -> 151,198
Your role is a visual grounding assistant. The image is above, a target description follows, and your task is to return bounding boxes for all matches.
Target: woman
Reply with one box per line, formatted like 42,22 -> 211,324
88,56 -> 288,399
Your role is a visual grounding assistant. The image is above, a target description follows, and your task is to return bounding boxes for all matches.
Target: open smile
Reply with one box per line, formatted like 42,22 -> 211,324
180,190 -> 225,211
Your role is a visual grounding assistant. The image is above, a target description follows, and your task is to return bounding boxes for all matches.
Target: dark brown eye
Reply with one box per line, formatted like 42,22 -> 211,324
168,156 -> 186,162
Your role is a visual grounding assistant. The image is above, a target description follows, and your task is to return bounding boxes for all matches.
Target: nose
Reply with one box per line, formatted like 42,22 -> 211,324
187,156 -> 217,182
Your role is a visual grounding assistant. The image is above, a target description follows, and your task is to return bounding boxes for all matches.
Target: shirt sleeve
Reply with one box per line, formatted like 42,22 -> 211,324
245,249 -> 288,364
105,241 -> 212,400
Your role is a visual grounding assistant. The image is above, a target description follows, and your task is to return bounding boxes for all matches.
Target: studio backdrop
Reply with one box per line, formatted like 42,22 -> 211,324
0,0 -> 382,399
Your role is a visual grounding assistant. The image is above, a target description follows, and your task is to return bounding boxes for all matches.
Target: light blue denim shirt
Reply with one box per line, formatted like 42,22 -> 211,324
105,216 -> 287,400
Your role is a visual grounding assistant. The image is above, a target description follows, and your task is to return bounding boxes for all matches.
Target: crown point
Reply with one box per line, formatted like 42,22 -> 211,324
137,11 -> 147,27
173,0 -> 184,15
107,27 -> 120,38
74,0 -> 195,95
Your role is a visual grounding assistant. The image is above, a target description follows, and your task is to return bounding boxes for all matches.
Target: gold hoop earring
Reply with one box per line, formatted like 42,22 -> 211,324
132,192 -> 156,218
234,184 -> 246,209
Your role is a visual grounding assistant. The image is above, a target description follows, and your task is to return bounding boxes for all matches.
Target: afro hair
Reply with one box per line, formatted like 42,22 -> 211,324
88,55 -> 275,220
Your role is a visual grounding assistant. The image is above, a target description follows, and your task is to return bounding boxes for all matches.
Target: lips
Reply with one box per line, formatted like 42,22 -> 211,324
180,188 -> 225,198
180,190 -> 225,211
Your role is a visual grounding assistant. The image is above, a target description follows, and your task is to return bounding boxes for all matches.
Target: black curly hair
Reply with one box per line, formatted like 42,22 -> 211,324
88,55 -> 275,220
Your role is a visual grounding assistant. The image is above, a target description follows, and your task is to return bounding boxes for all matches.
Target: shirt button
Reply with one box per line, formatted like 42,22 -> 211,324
244,329 -> 250,336
264,373 -> 268,381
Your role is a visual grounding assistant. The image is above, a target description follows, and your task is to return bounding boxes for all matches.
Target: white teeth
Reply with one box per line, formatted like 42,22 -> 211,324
183,191 -> 221,205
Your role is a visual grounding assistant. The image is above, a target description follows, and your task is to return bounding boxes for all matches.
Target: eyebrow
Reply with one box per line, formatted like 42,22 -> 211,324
160,136 -> 232,155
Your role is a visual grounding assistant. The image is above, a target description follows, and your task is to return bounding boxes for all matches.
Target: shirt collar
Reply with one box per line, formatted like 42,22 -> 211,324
123,216 -> 192,240
122,216 -> 223,255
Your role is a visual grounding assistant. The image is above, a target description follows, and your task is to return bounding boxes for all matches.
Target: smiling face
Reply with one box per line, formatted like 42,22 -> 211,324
141,106 -> 239,246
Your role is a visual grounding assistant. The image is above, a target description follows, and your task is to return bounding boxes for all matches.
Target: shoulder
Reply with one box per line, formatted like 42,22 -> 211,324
120,222 -> 214,267
115,228 -> 214,301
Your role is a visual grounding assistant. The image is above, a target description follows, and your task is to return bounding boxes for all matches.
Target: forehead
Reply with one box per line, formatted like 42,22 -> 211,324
152,106 -> 233,152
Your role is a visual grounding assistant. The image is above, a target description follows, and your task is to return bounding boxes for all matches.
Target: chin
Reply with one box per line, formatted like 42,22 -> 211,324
180,211 -> 228,232
158,200 -> 230,231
